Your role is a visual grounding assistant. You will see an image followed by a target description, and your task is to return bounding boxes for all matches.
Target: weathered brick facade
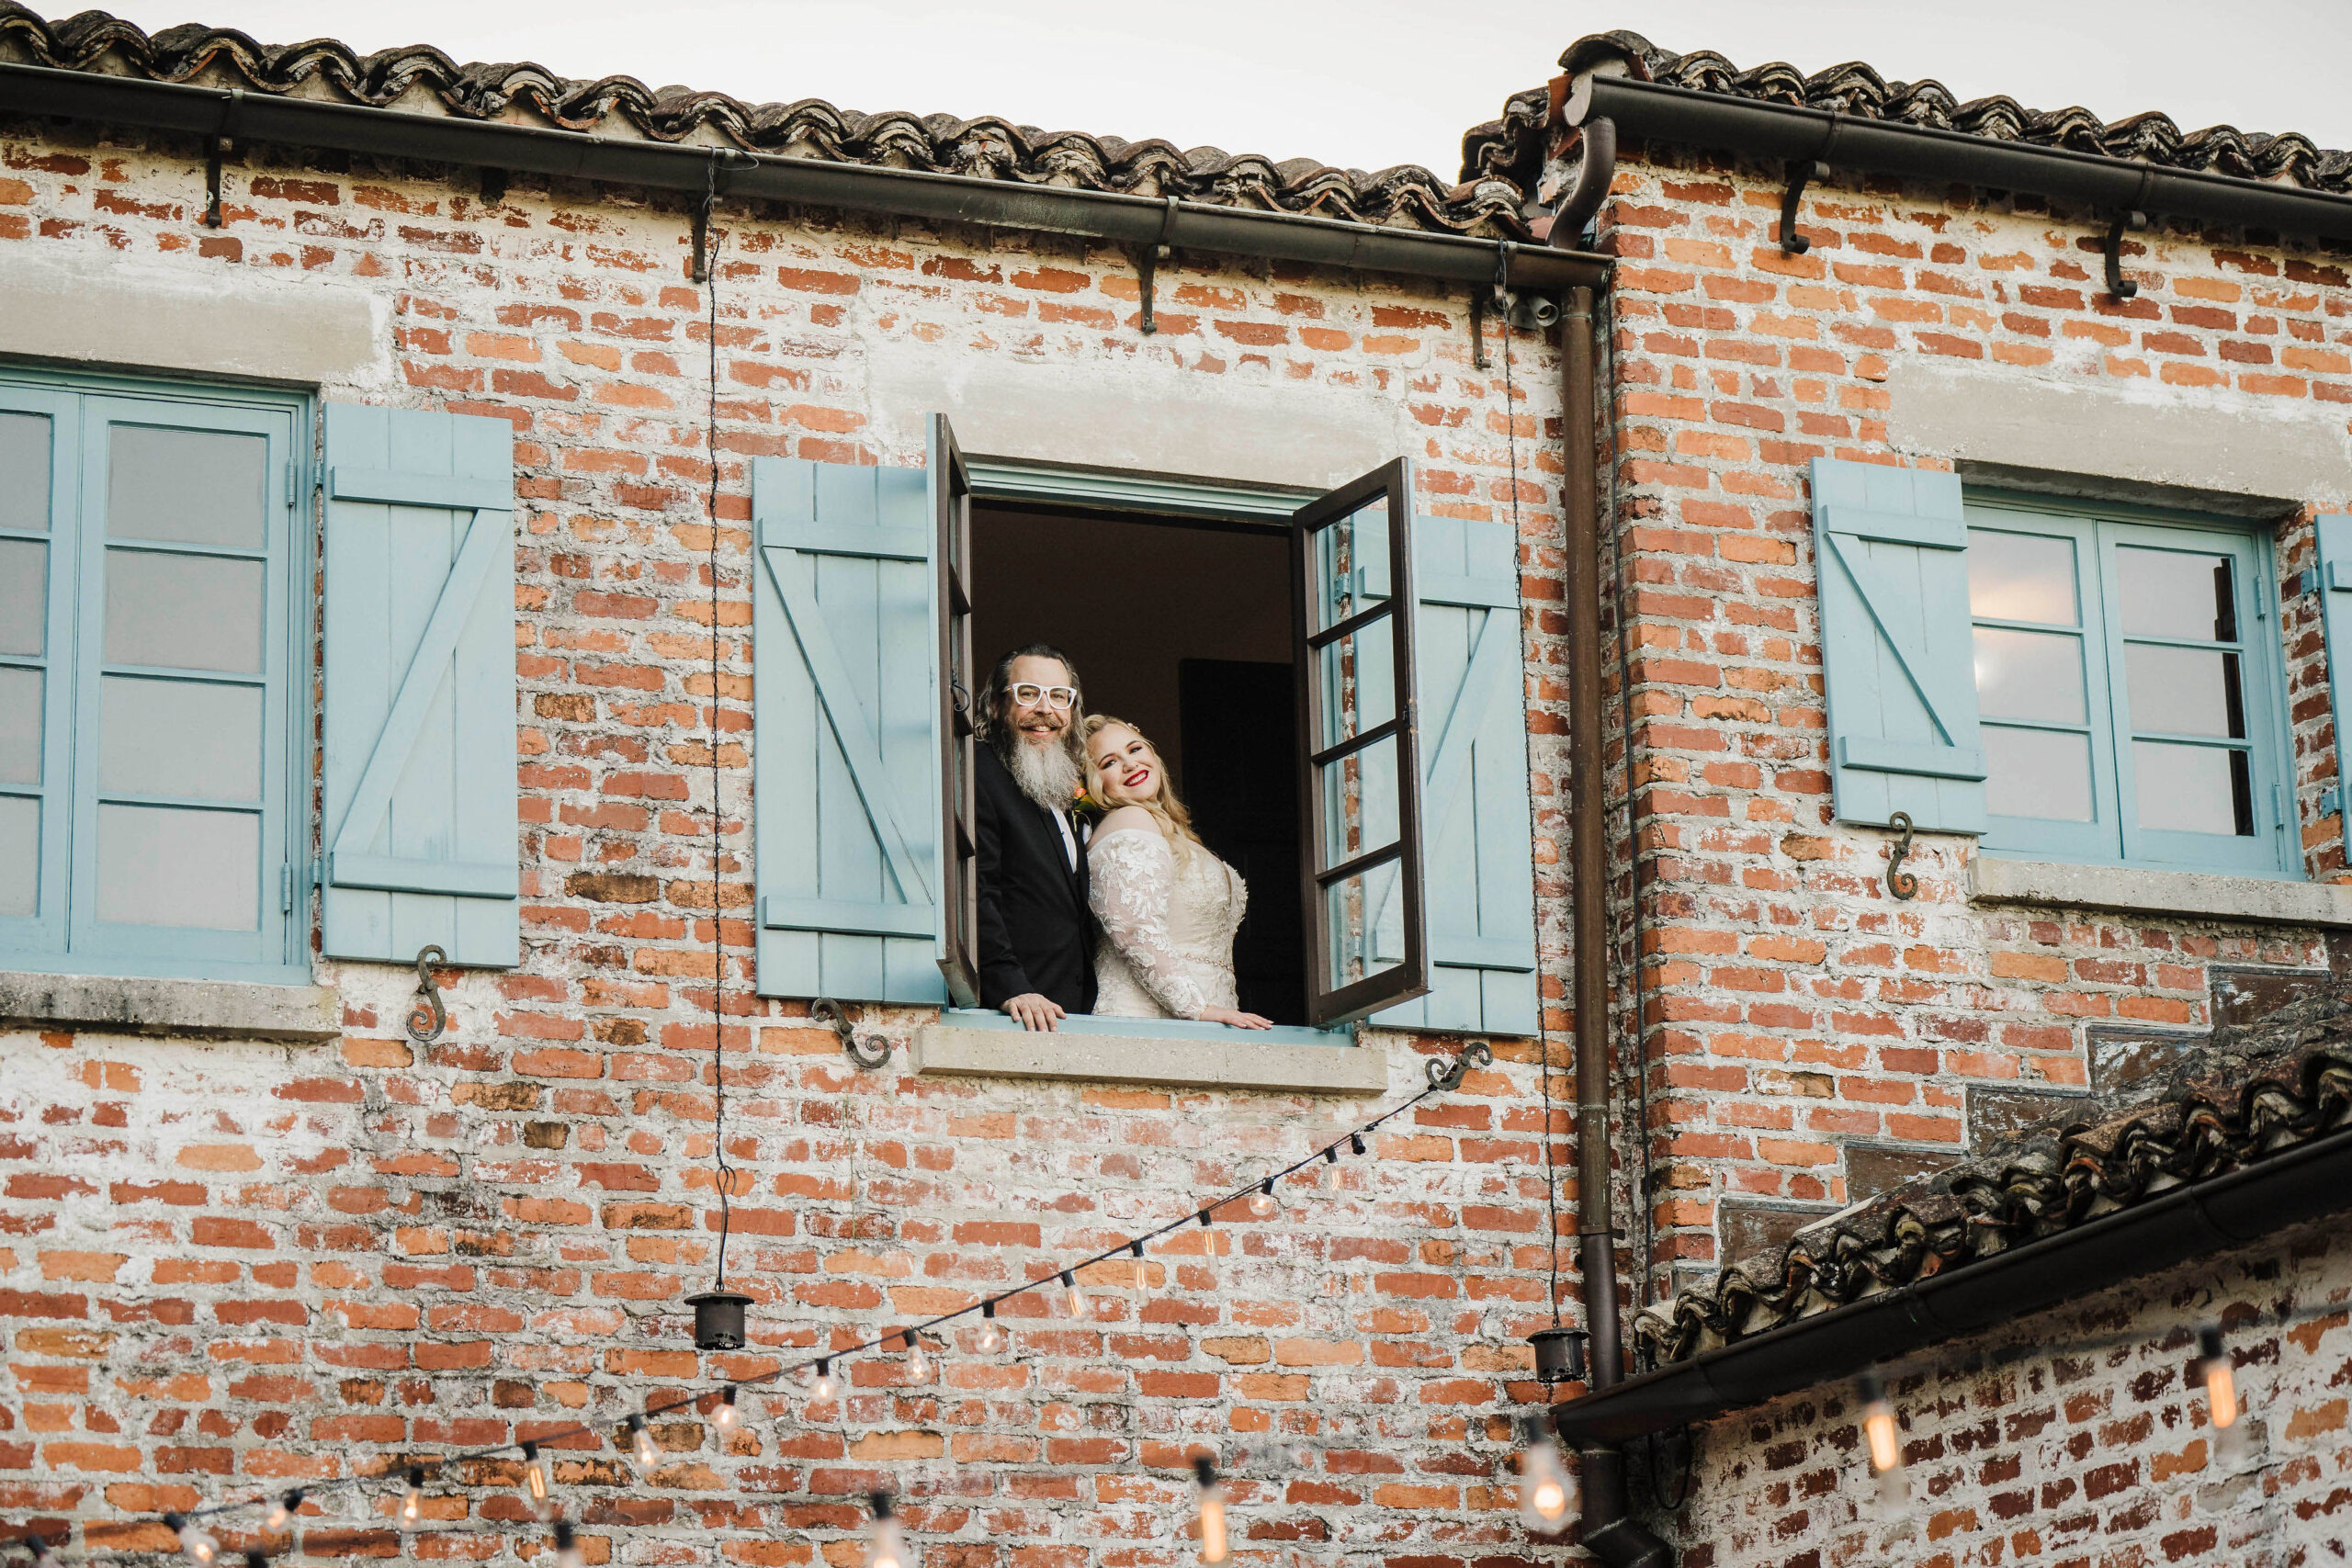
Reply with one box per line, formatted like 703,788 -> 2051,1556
5,18 -> 2352,1568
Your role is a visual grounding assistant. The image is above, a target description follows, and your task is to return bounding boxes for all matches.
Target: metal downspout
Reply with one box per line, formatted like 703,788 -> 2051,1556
1557,284 -> 1671,1568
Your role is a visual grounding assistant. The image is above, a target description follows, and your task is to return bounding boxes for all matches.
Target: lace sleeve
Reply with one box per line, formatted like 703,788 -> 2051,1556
1087,829 -> 1213,1020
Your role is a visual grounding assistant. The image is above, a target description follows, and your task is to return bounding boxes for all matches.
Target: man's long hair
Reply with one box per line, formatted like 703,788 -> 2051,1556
976,642 -> 1085,761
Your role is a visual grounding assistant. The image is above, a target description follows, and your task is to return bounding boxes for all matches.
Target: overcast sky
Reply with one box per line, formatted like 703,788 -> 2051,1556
91,0 -> 2352,176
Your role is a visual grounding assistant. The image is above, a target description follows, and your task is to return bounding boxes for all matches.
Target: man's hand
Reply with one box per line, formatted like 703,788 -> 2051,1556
1004,993 -> 1065,1032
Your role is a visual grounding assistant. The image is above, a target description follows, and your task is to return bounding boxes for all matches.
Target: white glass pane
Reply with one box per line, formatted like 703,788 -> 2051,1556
0,667 -> 39,785
1317,731 -> 1402,872
1321,867 -> 1408,999
94,803 -> 260,930
1973,627 -> 2086,724
2134,742 -> 2253,837
101,676 -> 263,802
1985,726 -> 2094,822
0,412 -> 51,535
1309,501 -> 1393,636
1316,615 -> 1397,750
0,539 -> 46,657
2125,645 -> 2244,739
104,549 -> 264,673
0,795 -> 34,916
1967,530 -> 2077,624
2117,547 -> 2234,641
107,426 -> 268,549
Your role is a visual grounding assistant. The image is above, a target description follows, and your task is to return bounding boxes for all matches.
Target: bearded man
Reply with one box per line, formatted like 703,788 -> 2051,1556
973,644 -> 1096,1031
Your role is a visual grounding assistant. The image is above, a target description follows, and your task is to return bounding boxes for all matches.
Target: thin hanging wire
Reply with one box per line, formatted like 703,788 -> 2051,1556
1497,287 -> 1562,1325
702,159 -> 736,1289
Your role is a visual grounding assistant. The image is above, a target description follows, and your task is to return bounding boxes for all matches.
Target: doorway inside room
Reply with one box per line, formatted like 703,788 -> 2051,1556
970,505 -> 1306,1025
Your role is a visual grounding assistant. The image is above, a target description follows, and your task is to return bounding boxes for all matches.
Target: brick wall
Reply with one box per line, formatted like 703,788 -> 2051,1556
1584,141 -> 2352,1299
0,121 -> 1583,1566
1659,1223 -> 2352,1568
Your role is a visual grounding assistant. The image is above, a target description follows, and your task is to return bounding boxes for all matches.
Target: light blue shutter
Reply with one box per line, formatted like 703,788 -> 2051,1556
751,457 -> 944,1005
321,405 -> 519,967
2317,513 -> 2352,865
1373,515 -> 1538,1036
1812,457 -> 1987,834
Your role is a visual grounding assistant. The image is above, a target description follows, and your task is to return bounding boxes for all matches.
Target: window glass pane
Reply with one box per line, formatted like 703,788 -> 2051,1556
1973,627 -> 2086,723
1315,615 -> 1397,750
107,425 -> 268,549
1967,529 -> 2077,624
2117,547 -> 2235,641
1317,731 -> 1402,872
1320,866 -> 1409,1000
0,667 -> 39,785
103,549 -> 265,672
1984,726 -> 2095,821
0,412 -> 51,535
2133,742 -> 2253,836
94,803 -> 259,930
100,676 -> 263,802
1307,501 -> 1392,636
0,539 -> 45,657
0,795 -> 33,917
2124,645 -> 2245,739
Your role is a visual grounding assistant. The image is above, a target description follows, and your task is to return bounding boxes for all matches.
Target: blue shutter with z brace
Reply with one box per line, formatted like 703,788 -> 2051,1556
752,457 -> 945,1005
1811,457 -> 1987,835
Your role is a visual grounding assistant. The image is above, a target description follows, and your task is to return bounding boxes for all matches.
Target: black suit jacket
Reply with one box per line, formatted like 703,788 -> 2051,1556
974,744 -> 1096,1013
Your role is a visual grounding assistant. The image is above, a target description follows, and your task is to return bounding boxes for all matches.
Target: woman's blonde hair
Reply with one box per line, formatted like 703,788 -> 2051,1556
1081,715 -> 1203,851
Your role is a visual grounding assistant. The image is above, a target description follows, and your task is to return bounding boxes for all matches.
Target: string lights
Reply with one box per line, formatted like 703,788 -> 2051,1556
16,1056 -> 1480,1568
1513,1415 -> 1572,1531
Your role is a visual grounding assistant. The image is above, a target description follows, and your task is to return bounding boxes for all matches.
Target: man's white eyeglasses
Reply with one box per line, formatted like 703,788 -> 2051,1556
1007,682 -> 1078,711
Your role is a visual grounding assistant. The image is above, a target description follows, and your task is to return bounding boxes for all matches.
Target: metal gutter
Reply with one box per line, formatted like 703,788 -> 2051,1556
0,61 -> 1612,291
1550,1121 -> 2352,1447
1568,73 -> 2352,243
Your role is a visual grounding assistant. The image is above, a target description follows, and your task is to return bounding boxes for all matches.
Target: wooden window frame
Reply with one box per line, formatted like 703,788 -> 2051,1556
932,414 -> 981,1006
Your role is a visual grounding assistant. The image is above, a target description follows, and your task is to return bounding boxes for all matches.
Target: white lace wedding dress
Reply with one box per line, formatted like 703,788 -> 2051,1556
1088,828 -> 1248,1020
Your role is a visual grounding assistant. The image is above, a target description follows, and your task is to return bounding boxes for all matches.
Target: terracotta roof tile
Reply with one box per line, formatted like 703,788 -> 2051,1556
0,3 -> 1533,238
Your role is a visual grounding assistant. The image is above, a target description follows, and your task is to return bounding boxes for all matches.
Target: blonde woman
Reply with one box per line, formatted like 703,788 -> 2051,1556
1082,716 -> 1272,1029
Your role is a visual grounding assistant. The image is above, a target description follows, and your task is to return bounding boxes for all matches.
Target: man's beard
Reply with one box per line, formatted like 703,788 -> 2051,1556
999,729 -> 1080,816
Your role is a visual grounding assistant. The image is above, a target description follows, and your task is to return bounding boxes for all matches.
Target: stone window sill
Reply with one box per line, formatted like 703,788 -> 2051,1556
1970,856 -> 2352,928
910,1010 -> 1387,1095
0,969 -> 340,1042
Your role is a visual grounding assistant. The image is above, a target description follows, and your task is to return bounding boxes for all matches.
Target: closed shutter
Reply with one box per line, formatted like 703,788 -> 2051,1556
2316,513 -> 2352,866
1373,514 -> 1537,1036
321,404 -> 520,967
1811,457 -> 1988,834
752,456 -> 945,1005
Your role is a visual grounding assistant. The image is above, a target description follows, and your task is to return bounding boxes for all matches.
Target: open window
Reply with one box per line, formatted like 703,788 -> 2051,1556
753,417 -> 1539,1039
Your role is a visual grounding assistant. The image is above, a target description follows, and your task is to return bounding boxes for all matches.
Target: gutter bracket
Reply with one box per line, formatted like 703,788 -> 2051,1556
1474,241 -> 1514,370
691,147 -> 754,286
2104,175 -> 2154,300
203,87 -> 243,229
1469,288 -> 1487,370
1137,194 -> 1180,335
1779,117 -> 1841,255
480,166 -> 507,207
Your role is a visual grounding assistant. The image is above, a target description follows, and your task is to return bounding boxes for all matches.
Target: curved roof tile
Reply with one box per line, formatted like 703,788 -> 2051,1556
0,3 -> 1533,237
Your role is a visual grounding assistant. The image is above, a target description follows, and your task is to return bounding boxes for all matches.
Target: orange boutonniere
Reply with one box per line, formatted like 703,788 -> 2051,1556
1073,784 -> 1104,819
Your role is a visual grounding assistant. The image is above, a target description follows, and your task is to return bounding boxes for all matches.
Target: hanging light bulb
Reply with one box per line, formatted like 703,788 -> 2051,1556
552,1520 -> 586,1568
1190,1457 -> 1229,1565
809,1359 -> 838,1402
1247,1180 -> 1277,1219
165,1513 -> 219,1566
2193,1327 -> 2237,1429
1514,1415 -> 1572,1530
1856,1373 -> 1906,1509
245,1553 -> 268,1568
904,1333 -> 933,1383
976,1302 -> 1007,1354
522,1442 -> 551,1514
263,1488 -> 304,1533
1348,1134 -> 1366,1157
865,1492 -> 905,1568
401,1466 -> 425,1530
713,1385 -> 741,1430
628,1415 -> 660,1472
1061,1270 -> 1088,1320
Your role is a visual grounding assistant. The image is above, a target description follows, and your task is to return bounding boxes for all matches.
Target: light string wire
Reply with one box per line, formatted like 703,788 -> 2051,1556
703,157 -> 735,1288
10,1063 -> 1472,1560
1492,287 -> 1561,1328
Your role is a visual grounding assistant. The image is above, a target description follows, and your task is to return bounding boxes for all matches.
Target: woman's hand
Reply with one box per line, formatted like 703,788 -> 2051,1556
1200,1006 -> 1273,1030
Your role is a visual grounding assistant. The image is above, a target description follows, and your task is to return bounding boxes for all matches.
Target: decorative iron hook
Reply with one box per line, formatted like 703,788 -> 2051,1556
1884,811 -> 1918,901
813,996 -> 891,1071
1426,1041 -> 1494,1092
406,944 -> 448,1045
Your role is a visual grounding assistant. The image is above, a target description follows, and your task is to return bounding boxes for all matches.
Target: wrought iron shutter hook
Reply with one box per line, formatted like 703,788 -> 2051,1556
813,997 -> 890,1070
406,944 -> 449,1044
1883,812 -> 1918,901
